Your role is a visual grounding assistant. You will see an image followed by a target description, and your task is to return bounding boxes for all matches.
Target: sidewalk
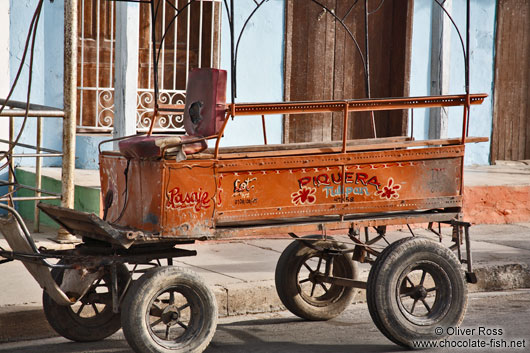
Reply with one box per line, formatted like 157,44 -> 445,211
1,222 -> 530,343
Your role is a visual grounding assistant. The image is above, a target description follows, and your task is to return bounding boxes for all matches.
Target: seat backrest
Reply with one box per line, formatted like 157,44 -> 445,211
183,68 -> 227,137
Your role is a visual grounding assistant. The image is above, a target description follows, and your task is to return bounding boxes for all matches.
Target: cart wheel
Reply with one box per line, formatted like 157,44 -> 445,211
275,235 -> 358,321
42,263 -> 130,342
366,237 -> 468,348
121,266 -> 217,353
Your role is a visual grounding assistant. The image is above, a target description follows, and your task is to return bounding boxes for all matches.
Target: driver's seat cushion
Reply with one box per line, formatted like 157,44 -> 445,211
118,135 -> 207,160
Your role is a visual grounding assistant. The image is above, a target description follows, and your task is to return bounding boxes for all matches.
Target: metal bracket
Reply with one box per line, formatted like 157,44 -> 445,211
111,263 -> 120,314
450,219 -> 476,284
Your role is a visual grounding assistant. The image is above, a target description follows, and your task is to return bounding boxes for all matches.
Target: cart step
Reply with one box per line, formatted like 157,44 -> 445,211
38,203 -> 144,249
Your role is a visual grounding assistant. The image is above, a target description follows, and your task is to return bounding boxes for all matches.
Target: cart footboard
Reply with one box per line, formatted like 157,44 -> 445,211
38,203 -> 149,248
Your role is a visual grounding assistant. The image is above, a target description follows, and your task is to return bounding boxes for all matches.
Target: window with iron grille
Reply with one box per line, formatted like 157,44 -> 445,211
76,0 -> 221,133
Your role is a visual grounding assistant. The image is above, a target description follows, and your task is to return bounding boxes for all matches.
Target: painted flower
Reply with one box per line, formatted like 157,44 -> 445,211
375,178 -> 401,200
291,187 -> 317,206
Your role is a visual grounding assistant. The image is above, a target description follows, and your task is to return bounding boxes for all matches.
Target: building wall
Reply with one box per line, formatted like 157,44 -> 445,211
8,0 -> 64,168
218,0 -> 285,147
0,0 -> 10,201
0,0 -> 10,148
4,0 -> 497,168
410,0 -> 496,165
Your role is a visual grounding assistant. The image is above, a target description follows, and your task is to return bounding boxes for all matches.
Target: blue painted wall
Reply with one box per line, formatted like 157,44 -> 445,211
409,0 -> 496,165
217,0 -> 285,147
9,0 -> 64,168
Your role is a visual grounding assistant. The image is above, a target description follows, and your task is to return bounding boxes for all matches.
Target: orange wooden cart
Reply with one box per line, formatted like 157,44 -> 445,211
33,82 -> 487,351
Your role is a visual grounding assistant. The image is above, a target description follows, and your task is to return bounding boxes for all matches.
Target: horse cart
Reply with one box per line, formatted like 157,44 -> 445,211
0,1 -> 488,352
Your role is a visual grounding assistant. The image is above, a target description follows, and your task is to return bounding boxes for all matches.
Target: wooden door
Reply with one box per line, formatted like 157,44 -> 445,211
491,0 -> 530,162
283,0 -> 414,143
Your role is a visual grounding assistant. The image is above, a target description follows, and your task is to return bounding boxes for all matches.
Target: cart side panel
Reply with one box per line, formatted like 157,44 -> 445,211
100,154 -> 163,232
161,160 -> 217,237
214,145 -> 464,225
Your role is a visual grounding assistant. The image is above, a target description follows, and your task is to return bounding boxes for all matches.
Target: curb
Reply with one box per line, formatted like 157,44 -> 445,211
1,263 -> 529,343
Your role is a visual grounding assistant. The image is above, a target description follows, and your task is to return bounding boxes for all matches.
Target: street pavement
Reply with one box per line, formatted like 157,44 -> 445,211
0,289 -> 529,352
1,222 -> 530,344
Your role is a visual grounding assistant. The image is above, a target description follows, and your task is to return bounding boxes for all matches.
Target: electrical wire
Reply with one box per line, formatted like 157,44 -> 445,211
0,0 -> 45,173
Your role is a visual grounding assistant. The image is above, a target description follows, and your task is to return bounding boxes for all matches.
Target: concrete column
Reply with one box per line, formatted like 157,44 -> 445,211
429,0 -> 452,139
114,1 -> 140,149
58,0 -> 78,242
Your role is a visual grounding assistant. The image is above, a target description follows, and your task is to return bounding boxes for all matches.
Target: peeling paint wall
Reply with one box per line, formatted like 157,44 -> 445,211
0,0 -> 9,150
218,0 -> 285,147
8,0 -> 64,168
410,0 -> 496,165
0,0 -> 10,204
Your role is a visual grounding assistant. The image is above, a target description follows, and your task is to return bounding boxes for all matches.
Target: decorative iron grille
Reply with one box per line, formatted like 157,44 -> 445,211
76,0 -> 221,133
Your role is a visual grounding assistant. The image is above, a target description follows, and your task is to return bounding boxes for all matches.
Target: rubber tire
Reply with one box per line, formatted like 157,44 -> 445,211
42,263 -> 130,342
366,237 -> 468,348
275,235 -> 358,321
121,266 -> 218,353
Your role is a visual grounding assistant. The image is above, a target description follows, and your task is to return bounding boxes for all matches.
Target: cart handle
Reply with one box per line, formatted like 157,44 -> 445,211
0,203 -> 70,269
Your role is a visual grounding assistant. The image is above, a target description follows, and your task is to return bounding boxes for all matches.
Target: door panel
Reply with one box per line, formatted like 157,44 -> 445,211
284,0 -> 414,142
491,0 -> 530,162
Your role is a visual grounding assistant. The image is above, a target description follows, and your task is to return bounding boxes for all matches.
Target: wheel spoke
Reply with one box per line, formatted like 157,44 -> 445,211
169,291 -> 175,305
150,318 -> 163,327
91,303 -> 100,315
319,283 -> 329,294
410,298 -> 418,314
90,278 -> 103,290
420,270 -> 427,286
405,276 -> 415,287
165,325 -> 170,340
310,282 -> 317,297
178,303 -> 190,311
150,304 -> 163,317
426,287 -> 437,293
76,303 -> 86,315
315,256 -> 323,273
303,263 -> 314,273
177,320 -> 188,330
299,277 -> 311,284
421,298 -> 432,313
399,289 -> 414,298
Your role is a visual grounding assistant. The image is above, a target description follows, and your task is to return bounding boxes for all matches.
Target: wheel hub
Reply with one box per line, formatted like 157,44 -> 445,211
307,271 -> 322,284
410,286 -> 428,300
161,305 -> 180,326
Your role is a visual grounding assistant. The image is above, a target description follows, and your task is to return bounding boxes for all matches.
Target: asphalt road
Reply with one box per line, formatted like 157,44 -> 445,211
1,290 -> 529,353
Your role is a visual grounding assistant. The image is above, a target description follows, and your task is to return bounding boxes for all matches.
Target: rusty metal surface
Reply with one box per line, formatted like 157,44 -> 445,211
38,203 -> 136,248
100,143 -> 464,239
232,93 -> 487,116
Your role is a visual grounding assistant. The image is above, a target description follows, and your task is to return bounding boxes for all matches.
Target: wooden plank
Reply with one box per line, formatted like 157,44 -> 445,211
520,1 -> 529,160
389,0 -> 414,137
527,9 -> 530,159
286,0 -> 309,143
215,136 -> 411,154
283,0 -> 294,142
492,0 -> 530,161
215,137 -> 486,160
321,1 -> 336,142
